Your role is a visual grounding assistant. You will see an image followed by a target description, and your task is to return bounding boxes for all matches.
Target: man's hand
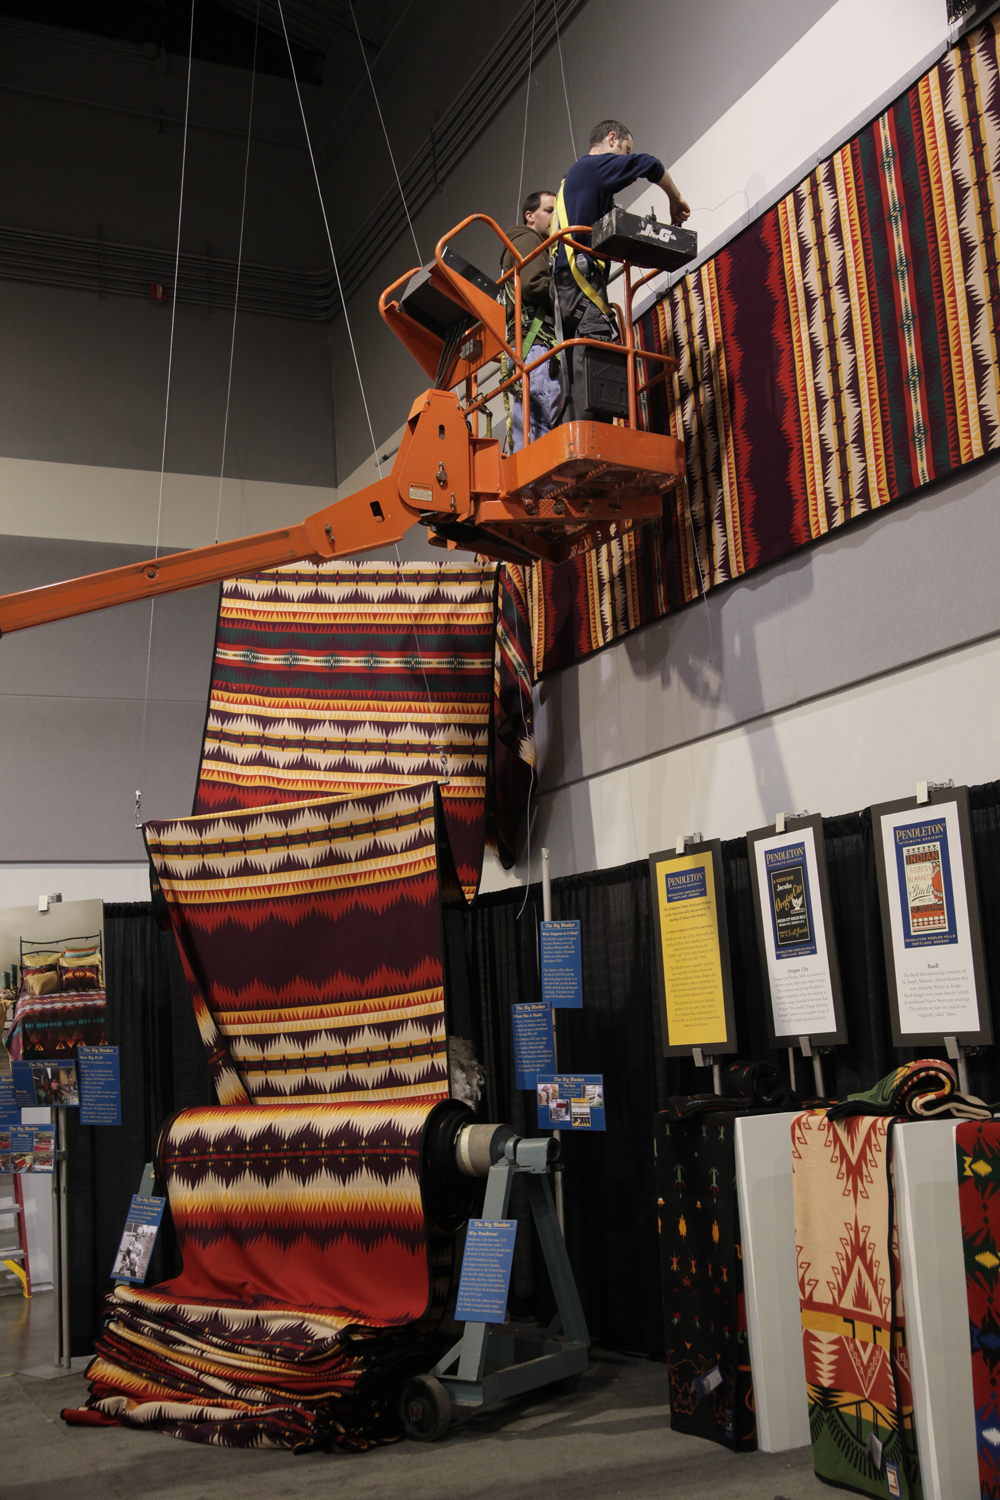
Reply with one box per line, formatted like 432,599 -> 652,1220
658,170 -> 691,225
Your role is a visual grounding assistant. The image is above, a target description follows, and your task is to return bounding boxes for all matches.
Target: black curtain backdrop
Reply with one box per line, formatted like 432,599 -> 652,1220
67,902 -> 213,1356
63,783 -> 1000,1364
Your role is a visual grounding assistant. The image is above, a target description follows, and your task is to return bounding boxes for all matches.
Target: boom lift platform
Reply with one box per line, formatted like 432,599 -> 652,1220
0,214 -> 687,635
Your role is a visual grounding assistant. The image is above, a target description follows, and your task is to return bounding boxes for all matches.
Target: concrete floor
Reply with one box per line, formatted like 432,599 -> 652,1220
3,1293 -> 831,1500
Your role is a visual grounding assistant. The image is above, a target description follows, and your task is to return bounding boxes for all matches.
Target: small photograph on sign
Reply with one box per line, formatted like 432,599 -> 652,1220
570,1100 -> 591,1128
29,1060 -> 79,1107
549,1098 -> 570,1123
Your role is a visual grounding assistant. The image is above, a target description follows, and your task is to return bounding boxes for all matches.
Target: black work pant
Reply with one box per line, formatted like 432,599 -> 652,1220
554,261 -> 618,422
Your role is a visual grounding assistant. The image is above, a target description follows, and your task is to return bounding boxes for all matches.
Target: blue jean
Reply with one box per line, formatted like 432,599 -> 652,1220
511,342 -> 562,451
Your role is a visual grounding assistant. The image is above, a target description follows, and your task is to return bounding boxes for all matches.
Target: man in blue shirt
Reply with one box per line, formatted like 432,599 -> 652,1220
554,119 -> 689,421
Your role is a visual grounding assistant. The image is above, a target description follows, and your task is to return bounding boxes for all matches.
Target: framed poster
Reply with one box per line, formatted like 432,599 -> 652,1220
871,786 -> 992,1047
746,815 -> 847,1048
648,841 -> 737,1058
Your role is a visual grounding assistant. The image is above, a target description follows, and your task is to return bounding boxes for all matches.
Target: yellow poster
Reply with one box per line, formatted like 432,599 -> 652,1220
653,852 -> 728,1047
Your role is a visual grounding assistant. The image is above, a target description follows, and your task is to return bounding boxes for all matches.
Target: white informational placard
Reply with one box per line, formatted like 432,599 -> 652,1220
879,800 -> 979,1035
752,826 -> 836,1038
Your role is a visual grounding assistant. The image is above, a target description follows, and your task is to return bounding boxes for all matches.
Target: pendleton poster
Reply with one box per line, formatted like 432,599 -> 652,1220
879,801 -> 978,1035
752,827 -> 836,1039
651,851 -> 729,1049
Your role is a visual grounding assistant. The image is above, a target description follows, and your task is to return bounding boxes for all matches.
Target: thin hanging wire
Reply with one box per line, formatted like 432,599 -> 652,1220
552,0 -> 577,158
215,0 -> 260,544
348,0 -> 421,265
136,0 -> 196,826
276,0 -> 382,477
516,0 -> 538,217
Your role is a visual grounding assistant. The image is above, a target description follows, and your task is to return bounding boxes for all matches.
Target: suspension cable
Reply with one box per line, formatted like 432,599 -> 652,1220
136,0 -> 196,826
516,0 -> 538,217
552,0 -> 577,158
348,0 -> 421,265
215,0 -> 260,545
276,0 -> 382,477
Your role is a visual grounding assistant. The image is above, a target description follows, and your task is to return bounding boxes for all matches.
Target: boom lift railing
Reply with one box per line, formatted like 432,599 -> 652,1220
0,215 -> 683,636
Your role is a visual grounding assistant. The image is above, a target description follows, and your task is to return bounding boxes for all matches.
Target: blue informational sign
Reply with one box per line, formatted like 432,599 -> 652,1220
893,815 -> 959,948
0,1074 -> 20,1126
10,1062 -> 35,1109
536,1073 -> 606,1131
112,1194 -> 166,1284
79,1046 -> 122,1127
540,920 -> 582,1008
511,1002 -> 556,1089
455,1219 -> 518,1323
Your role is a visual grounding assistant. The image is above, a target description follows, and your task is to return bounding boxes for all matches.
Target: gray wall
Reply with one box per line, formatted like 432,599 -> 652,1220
0,537 -> 218,861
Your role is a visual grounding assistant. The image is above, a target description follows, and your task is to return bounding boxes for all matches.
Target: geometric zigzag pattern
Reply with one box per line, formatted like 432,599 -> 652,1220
6,987 -> 107,1060
143,783 -> 453,1110
791,1110 -> 923,1499
956,1121 -> 1000,1499
525,13 -> 1000,675
74,1101 -> 449,1451
191,560 -> 501,900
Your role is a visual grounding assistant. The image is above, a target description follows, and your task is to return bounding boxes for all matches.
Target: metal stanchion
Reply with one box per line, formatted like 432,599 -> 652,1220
540,847 -> 565,1236
58,1109 -> 70,1366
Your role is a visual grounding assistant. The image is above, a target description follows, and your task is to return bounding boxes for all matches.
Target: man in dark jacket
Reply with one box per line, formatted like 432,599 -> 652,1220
554,120 -> 689,420
500,190 -> 562,450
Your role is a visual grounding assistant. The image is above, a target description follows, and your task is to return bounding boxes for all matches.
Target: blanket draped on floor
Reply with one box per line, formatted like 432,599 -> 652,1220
791,1110 -> 922,1498
956,1121 -> 1000,1500
191,560 -> 533,897
653,1110 -> 756,1450
524,14 -> 1000,675
65,782 -> 468,1449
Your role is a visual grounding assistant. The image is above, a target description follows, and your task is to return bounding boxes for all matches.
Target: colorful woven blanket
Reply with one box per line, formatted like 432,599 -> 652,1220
827,1059 -> 991,1121
525,14 -> 1000,675
143,783 -> 456,1110
654,1111 -> 756,1450
191,560 -> 531,898
6,988 -> 107,1060
792,1111 -> 922,1498
65,1099 -> 469,1450
956,1121 -> 1000,1499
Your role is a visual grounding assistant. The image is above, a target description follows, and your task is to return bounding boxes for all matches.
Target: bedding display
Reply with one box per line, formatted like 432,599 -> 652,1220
190,560 -> 529,899
6,934 -> 107,1060
523,13 -> 1000,675
956,1121 -> 1000,1500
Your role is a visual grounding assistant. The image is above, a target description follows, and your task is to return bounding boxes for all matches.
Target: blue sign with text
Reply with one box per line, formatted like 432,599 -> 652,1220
0,1075 -> 20,1126
455,1219 -> 518,1323
511,1002 -> 556,1089
10,1062 -> 35,1109
79,1046 -> 122,1127
536,1073 -> 606,1131
540,920 -> 582,1008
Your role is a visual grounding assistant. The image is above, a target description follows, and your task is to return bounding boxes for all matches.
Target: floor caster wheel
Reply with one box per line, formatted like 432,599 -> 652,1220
399,1374 -> 451,1441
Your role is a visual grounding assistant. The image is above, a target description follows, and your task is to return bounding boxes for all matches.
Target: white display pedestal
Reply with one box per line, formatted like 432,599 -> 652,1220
893,1120 -> 978,1500
733,1113 -> 810,1452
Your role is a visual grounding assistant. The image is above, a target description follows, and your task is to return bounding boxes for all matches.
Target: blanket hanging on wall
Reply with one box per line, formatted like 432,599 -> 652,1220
792,1110 -> 922,1499
653,1110 -> 756,1451
143,783 -> 457,1109
956,1121 -> 1000,1500
525,13 -> 1000,676
64,1098 -> 471,1450
190,560 -> 533,899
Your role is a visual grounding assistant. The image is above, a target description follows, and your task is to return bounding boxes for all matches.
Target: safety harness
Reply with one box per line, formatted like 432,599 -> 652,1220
551,178 -> 612,316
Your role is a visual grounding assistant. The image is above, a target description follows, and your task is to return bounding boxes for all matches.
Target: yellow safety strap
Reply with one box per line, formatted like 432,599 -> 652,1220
552,179 -> 611,317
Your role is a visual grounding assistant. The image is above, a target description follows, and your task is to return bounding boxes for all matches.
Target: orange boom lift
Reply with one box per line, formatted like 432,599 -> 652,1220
0,216 -> 684,636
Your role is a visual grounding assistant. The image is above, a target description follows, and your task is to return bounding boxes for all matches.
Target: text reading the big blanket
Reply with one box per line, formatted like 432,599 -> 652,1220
654,852 -> 727,1047
540,921 -> 582,1008
455,1219 -> 518,1322
78,1046 -> 121,1127
511,1003 -> 556,1089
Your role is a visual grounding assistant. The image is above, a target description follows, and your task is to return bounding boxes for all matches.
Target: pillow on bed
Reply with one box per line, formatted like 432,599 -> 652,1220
59,965 -> 100,992
21,965 -> 60,997
59,944 -> 101,966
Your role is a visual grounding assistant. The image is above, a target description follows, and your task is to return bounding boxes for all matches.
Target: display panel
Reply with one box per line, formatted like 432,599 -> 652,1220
871,787 -> 991,1047
648,841 -> 736,1057
746,815 -> 847,1047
